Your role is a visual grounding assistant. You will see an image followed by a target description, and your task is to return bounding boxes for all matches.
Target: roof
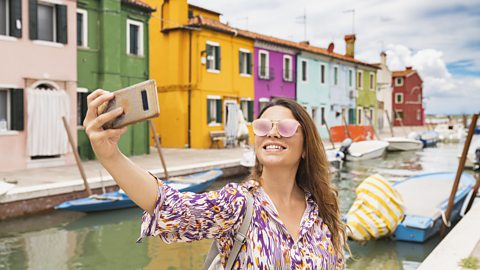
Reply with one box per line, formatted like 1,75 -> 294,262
188,4 -> 222,16
122,0 -> 154,11
392,69 -> 417,77
187,16 -> 379,69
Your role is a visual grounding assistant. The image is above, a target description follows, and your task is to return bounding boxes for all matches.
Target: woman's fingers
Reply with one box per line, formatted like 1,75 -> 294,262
83,90 -> 114,127
86,107 -> 124,134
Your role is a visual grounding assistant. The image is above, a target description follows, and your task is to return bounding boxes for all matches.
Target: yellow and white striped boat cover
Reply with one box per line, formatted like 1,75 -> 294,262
346,174 -> 405,241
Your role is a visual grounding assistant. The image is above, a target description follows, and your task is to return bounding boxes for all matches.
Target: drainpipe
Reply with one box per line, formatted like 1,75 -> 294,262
187,29 -> 192,148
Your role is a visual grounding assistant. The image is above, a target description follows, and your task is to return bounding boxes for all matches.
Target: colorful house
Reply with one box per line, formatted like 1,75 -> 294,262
392,67 -> 424,126
0,0 -> 77,171
76,0 -> 154,160
146,1 -> 255,148
375,52 -> 393,133
252,39 -> 297,117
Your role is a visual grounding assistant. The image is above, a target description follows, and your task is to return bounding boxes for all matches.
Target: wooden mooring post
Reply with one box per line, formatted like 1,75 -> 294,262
149,120 -> 169,180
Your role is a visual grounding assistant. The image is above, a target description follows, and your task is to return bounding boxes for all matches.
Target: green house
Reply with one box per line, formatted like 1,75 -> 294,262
356,67 -> 378,127
76,0 -> 154,160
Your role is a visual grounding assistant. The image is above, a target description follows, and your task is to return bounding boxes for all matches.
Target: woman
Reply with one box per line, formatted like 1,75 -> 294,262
84,91 -> 347,269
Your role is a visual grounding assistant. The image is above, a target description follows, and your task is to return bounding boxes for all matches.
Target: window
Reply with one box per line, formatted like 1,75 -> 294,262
0,89 -> 10,131
77,9 -> 87,47
357,70 -> 363,89
333,66 -> 338,86
0,88 -> 23,132
357,108 -> 362,125
320,107 -> 326,125
369,108 -> 374,123
301,60 -> 308,82
207,96 -> 222,125
0,0 -> 9,36
258,50 -> 269,79
283,55 -> 293,81
395,93 -> 404,104
320,64 -> 326,84
395,110 -> 404,120
348,69 -> 353,88
77,88 -> 88,126
38,3 -> 55,41
29,1 -> 67,43
239,49 -> 252,76
258,98 -> 269,114
369,73 -> 375,90
418,93 -> 422,103
240,99 -> 254,123
395,77 -> 403,86
206,41 -> 221,72
127,19 -> 143,56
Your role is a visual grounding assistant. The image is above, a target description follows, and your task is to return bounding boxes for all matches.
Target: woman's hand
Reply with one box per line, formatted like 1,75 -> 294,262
83,89 -> 128,161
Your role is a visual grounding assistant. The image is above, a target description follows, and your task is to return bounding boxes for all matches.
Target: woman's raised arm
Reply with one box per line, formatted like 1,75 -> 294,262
83,89 -> 158,214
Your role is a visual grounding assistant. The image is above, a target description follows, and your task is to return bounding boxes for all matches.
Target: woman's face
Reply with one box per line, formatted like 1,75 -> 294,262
254,106 -> 304,169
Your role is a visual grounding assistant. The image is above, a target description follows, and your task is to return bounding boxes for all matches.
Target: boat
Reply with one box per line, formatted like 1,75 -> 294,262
435,124 -> 467,143
418,131 -> 439,147
393,172 -> 476,243
344,140 -> 389,161
462,136 -> 480,169
55,169 -> 223,212
0,181 -> 16,196
383,137 -> 423,152
325,149 -> 344,170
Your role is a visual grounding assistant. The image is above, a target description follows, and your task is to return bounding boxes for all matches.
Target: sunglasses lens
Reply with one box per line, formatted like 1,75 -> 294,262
277,119 -> 299,137
252,119 -> 271,136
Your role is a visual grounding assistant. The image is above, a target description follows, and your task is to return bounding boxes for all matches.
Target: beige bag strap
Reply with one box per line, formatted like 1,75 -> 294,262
203,191 -> 254,270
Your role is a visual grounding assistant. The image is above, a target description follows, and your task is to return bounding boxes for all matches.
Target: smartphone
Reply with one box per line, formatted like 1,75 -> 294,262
97,80 -> 160,129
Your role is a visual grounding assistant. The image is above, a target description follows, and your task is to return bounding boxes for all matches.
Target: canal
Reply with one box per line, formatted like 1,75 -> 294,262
0,142 -> 473,269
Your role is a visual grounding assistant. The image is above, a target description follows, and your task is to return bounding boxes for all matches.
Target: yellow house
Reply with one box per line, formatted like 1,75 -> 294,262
146,0 -> 254,148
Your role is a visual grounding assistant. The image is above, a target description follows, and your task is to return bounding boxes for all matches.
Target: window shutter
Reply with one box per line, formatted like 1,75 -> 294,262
248,101 -> 254,122
215,46 -> 221,70
216,99 -> 222,123
207,99 -> 211,124
238,52 -> 242,74
28,0 -> 37,40
10,0 -> 22,38
56,4 -> 68,44
247,53 -> 252,75
10,89 -> 24,131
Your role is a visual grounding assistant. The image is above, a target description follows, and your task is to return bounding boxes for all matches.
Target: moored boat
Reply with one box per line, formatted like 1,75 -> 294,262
345,140 -> 389,161
384,137 -> 423,152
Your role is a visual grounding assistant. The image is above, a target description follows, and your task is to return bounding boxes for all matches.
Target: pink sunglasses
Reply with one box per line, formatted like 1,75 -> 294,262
252,119 -> 301,138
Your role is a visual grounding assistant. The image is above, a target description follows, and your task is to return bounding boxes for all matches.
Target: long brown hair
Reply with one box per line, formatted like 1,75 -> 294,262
251,97 -> 347,256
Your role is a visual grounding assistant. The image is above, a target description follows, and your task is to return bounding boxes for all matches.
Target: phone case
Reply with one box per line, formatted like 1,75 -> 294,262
97,80 -> 160,129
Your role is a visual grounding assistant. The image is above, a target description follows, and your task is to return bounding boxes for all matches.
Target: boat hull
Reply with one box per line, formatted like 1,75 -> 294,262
384,138 -> 423,152
347,141 -> 389,161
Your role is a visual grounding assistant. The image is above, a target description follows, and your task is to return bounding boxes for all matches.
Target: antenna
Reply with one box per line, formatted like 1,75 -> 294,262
295,7 -> 307,41
343,9 -> 355,34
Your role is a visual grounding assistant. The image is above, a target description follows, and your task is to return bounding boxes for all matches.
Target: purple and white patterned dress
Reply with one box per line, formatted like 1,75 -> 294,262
139,177 -> 344,269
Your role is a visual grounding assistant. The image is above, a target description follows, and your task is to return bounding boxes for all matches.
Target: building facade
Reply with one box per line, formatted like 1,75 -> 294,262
0,0 -> 77,171
76,0 -> 154,160
375,52 -> 393,133
392,67 -> 424,126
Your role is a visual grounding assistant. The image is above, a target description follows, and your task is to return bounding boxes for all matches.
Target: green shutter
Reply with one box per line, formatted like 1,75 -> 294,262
10,89 -> 24,131
216,99 -> 222,124
207,99 -> 211,124
10,0 -> 22,38
248,101 -> 254,122
56,5 -> 68,44
239,52 -> 242,74
206,45 -> 211,70
215,46 -> 221,71
247,53 -> 252,75
28,0 -> 37,40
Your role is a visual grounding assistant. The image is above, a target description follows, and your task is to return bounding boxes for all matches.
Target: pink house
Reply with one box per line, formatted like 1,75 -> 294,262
0,0 -> 77,171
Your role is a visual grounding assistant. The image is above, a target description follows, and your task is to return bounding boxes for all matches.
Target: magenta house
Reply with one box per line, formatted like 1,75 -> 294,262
253,39 -> 298,117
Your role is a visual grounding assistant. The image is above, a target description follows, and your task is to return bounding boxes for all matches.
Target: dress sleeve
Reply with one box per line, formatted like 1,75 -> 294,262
137,175 -> 247,243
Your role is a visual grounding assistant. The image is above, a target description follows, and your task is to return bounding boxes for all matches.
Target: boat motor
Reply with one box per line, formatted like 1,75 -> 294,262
339,138 -> 353,160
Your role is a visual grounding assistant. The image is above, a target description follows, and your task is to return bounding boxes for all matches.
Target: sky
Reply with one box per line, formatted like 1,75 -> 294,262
189,0 -> 480,115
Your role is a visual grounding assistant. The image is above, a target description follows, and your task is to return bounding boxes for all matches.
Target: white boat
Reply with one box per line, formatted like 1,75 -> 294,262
462,136 -> 480,169
0,181 -> 16,196
325,149 -> 344,170
346,140 -> 389,161
435,124 -> 467,143
384,137 -> 424,151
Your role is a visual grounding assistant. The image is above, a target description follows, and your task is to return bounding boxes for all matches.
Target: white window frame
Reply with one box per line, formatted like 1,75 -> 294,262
395,93 -> 404,104
0,0 -> 10,36
300,59 -> 308,83
77,9 -> 88,48
283,55 -> 293,81
357,107 -> 362,125
239,48 -> 251,77
240,98 -> 253,123
333,65 -> 339,86
357,70 -> 363,89
38,2 -> 57,43
258,97 -> 270,113
0,88 -> 11,132
369,72 -> 375,91
126,19 -> 144,56
320,64 -> 326,85
207,95 -> 222,126
395,77 -> 403,86
258,50 -> 269,79
348,69 -> 354,88
206,41 -> 220,73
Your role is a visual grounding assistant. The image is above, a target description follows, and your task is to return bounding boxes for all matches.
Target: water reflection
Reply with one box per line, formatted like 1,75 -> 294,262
0,143 -> 471,270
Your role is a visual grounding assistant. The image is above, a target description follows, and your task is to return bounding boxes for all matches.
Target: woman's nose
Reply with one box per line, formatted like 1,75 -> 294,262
267,123 -> 281,138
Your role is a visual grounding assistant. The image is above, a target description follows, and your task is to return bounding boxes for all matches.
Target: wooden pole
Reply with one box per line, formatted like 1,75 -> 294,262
367,115 -> 381,140
342,112 -> 352,139
149,120 -> 169,180
62,116 -> 92,196
440,113 -> 479,238
385,110 -> 395,137
322,114 -> 335,149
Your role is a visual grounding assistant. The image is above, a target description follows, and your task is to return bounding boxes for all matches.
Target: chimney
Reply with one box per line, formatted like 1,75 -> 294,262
406,66 -> 412,70
380,51 -> 387,66
299,41 -> 310,46
344,34 -> 356,58
327,42 -> 335,53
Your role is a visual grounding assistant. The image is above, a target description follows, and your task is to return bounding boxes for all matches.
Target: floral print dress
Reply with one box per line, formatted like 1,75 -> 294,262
138,177 -> 344,269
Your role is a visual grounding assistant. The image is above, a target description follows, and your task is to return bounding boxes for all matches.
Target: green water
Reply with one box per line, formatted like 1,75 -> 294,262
0,143 -> 472,270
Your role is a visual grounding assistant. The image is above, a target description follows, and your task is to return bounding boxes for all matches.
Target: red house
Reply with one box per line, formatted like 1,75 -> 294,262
392,67 -> 424,126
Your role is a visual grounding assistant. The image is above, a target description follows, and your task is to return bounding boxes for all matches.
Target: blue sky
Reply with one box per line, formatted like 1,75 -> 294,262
190,0 -> 480,115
